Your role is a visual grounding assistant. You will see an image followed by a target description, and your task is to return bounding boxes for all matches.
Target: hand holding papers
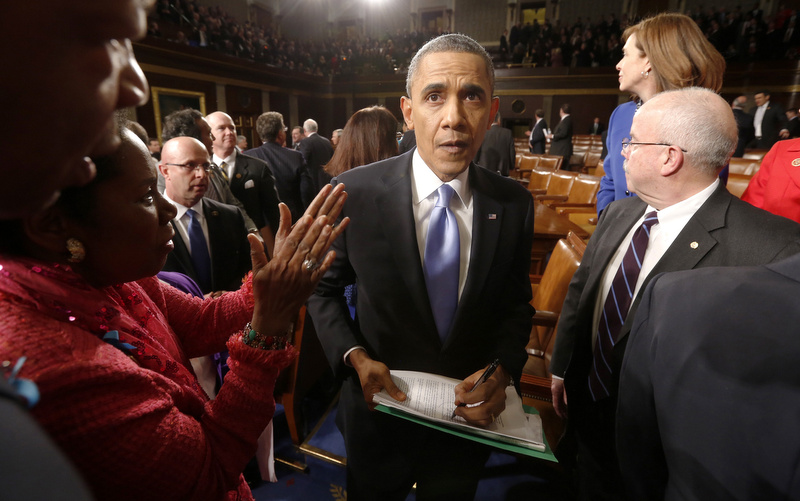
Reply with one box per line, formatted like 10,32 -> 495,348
372,370 -> 546,453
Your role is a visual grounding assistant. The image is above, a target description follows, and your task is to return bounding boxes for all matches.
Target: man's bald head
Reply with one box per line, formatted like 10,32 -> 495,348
206,111 -> 237,158
639,87 -> 737,176
159,137 -> 211,208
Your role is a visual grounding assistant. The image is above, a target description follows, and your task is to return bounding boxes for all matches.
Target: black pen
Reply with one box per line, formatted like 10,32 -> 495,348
451,358 -> 501,418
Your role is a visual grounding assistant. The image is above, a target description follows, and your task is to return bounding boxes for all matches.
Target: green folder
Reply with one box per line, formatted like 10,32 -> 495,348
375,403 -> 558,462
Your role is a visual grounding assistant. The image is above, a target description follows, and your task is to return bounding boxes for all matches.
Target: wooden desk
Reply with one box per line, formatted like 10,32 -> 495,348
532,202 -> 590,275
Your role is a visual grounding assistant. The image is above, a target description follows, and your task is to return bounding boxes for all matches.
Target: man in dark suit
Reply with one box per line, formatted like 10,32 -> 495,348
528,109 -> 548,153
207,111 -> 281,256
786,108 -> 800,138
732,95 -> 755,157
398,127 -> 416,154
475,112 -> 515,176
299,118 -> 334,193
617,255 -> 800,501
548,103 -> 573,169
159,136 -> 251,294
752,90 -> 790,149
588,117 -> 604,135
307,33 -> 534,500
244,111 -> 314,223
549,87 -> 800,500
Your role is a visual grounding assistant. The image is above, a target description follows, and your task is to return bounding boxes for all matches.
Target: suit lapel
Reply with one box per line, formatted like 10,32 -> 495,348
203,201 -> 222,290
169,220 -> 198,282
449,166 -> 502,344
374,159 -> 438,337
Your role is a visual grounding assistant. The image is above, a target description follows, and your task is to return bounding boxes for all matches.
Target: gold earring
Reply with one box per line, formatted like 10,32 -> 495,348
66,238 -> 86,263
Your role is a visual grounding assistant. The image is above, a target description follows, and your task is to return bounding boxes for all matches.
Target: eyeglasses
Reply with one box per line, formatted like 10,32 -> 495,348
165,162 -> 212,173
622,138 -> 687,153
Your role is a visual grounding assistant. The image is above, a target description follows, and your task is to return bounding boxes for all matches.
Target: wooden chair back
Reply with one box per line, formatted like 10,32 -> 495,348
742,149 -> 769,161
564,174 -> 601,205
524,231 -> 587,377
726,173 -> 752,199
728,158 -> 761,176
538,155 -> 563,171
528,167 -> 552,193
544,170 -> 576,196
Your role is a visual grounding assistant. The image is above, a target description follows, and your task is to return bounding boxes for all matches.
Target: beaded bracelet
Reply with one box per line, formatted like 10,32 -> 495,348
242,322 -> 292,350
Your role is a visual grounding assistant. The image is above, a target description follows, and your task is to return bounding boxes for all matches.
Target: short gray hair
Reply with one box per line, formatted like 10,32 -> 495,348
256,111 -> 285,143
303,119 -> 318,133
645,87 -> 736,176
405,33 -> 495,97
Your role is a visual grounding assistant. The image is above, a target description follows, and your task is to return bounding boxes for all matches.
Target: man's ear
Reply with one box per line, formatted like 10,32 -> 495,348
21,206 -> 74,257
401,96 -> 414,130
660,147 -> 684,177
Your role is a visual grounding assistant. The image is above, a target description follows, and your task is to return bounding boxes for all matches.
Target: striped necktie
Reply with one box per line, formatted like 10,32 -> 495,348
588,211 -> 658,401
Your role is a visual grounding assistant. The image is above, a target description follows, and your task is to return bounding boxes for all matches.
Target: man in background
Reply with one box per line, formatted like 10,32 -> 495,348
290,126 -> 304,150
527,109 -> 548,154
752,90 -> 789,149
475,112 -> 515,176
207,111 -> 280,255
244,111 -> 314,223
732,95 -> 754,157
547,103 -> 573,169
299,118 -> 334,193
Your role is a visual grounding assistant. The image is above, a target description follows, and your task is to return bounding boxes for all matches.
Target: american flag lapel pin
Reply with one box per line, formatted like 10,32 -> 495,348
488,213 -> 497,220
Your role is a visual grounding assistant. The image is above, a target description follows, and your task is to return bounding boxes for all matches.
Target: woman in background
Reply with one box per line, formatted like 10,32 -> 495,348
324,105 -> 399,178
0,123 -> 348,500
596,13 -> 725,214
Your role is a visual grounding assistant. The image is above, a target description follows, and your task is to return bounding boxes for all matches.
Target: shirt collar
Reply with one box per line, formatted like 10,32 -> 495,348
212,151 -> 236,166
646,178 -> 719,226
411,148 -> 471,209
163,192 -> 204,220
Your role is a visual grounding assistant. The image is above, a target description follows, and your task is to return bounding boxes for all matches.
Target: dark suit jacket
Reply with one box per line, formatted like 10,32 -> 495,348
618,254 -> 800,500
398,129 -> 416,154
550,184 -> 800,404
529,119 -> 547,154
226,152 -> 281,232
162,198 -> 252,294
307,151 -> 534,481
244,142 -> 314,223
475,124 -> 515,176
788,116 -> 800,138
733,108 -> 755,157
298,133 -> 334,194
549,114 -> 573,164
588,123 -> 604,135
753,101 -> 789,149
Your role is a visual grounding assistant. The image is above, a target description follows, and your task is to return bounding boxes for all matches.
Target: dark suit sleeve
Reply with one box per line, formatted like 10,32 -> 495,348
306,179 -> 360,377
299,160 -> 315,209
492,196 -> 536,383
616,275 -> 669,500
552,116 -> 572,141
257,161 -> 281,231
505,132 -> 515,177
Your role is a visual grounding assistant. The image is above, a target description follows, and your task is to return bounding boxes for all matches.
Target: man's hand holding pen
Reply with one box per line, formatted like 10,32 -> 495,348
452,360 -> 510,427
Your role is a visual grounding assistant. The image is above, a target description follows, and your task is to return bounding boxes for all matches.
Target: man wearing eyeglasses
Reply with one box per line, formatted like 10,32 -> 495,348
159,136 -> 252,295
549,87 -> 800,501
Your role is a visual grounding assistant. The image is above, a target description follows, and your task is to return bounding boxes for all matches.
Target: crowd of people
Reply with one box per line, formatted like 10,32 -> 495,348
145,0 -> 800,77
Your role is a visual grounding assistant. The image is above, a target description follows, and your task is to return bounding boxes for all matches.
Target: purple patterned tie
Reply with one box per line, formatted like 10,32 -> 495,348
424,184 -> 460,343
588,211 -> 658,401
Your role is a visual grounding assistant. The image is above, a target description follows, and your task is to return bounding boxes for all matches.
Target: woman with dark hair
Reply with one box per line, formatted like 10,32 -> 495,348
324,105 -> 399,178
0,125 -> 348,500
596,13 -> 726,214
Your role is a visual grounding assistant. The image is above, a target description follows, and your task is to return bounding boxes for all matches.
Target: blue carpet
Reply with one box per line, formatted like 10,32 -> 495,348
253,394 -> 574,500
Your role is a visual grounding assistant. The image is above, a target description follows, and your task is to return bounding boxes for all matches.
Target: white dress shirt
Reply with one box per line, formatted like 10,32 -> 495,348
754,102 -> 768,137
590,179 -> 720,346
163,193 -> 212,258
213,152 -> 237,181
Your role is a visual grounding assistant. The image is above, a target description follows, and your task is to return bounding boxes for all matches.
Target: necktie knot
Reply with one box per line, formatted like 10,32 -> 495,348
436,184 -> 455,209
187,208 -> 198,220
642,211 -> 658,231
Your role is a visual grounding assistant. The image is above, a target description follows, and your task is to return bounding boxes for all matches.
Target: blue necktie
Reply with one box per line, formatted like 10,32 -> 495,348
588,211 -> 659,401
424,184 -> 460,342
186,209 -> 212,292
